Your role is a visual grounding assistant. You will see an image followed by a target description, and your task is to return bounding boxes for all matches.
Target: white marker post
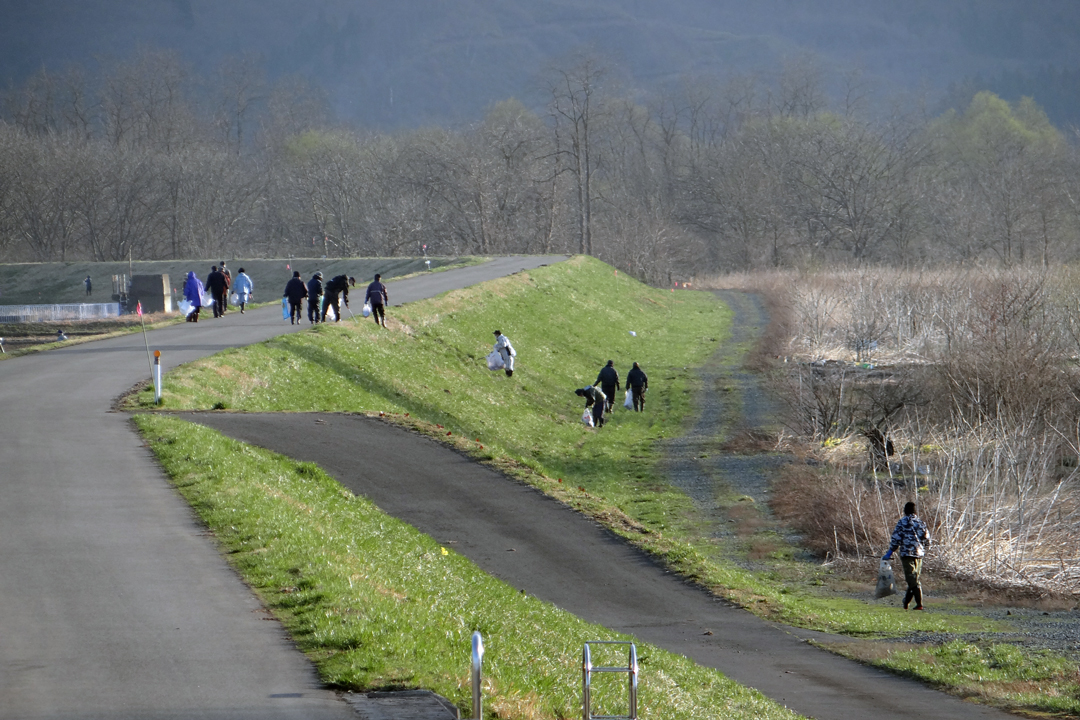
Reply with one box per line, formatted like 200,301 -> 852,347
153,350 -> 162,405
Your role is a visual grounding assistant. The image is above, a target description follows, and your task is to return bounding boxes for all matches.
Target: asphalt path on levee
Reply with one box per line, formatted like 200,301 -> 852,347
178,376 -> 1015,716
0,256 -> 562,720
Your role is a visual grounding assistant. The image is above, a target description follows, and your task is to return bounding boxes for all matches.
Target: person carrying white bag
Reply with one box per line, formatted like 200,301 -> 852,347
492,330 -> 515,377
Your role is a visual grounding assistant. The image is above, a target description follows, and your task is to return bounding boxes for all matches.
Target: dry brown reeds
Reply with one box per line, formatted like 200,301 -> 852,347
711,264 -> 1080,596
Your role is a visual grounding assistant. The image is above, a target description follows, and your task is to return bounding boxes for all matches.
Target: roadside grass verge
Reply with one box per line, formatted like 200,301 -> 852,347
827,639 -> 1080,716
135,413 -> 802,720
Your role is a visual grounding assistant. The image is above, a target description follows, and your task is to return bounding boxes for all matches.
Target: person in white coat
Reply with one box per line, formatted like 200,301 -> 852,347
493,330 -> 515,377
232,268 -> 254,313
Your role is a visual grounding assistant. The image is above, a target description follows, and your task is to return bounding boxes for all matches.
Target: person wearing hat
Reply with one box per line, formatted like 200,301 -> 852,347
306,271 -> 324,324
627,361 -> 648,411
492,330 -> 515,377
883,501 -> 932,610
365,273 -> 389,327
575,386 -> 607,427
593,360 -> 620,412
283,271 -> 308,324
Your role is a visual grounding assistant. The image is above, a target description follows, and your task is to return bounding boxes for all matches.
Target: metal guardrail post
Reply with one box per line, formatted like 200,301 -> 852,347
582,641 -> 638,720
472,631 -> 484,719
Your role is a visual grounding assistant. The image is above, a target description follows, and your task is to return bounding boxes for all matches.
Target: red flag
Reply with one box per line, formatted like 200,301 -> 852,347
287,264 -> 291,269
137,301 -> 143,316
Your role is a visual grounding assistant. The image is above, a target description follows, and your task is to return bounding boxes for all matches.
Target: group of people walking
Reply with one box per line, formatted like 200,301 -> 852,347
182,263 -> 253,322
575,359 -> 649,428
282,271 -> 388,326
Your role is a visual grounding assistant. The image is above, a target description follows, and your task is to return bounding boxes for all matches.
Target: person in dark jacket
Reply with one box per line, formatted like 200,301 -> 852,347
205,265 -> 229,318
593,360 -> 620,412
365,273 -> 389,327
282,271 -> 308,325
322,274 -> 351,322
306,272 -> 323,324
883,501 -> 932,610
627,361 -> 648,411
575,386 -> 607,427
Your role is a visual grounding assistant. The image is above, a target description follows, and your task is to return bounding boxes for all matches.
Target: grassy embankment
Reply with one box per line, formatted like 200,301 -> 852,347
132,256 -> 1077,716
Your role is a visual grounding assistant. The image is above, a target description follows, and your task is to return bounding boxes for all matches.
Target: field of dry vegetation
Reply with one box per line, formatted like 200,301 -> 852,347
710,265 -> 1080,599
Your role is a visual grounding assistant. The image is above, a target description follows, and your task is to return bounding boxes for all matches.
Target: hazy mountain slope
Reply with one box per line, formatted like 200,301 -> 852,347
2,0 -> 1078,128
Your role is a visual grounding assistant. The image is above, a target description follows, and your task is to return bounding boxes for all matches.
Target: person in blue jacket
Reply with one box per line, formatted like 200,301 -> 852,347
232,268 -> 254,313
183,271 -> 205,323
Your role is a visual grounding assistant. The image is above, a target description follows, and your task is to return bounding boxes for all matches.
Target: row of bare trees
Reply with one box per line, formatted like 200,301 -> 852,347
4,49 -> 1080,281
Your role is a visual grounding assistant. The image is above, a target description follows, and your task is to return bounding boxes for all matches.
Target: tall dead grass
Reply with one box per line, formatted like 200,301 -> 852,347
706,264 -> 1080,596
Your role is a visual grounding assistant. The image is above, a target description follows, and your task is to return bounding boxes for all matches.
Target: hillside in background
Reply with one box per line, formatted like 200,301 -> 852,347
3,0 -> 1080,128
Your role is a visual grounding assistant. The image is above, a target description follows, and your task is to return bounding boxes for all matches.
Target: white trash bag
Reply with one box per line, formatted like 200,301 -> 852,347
325,304 -> 336,321
178,299 -> 194,317
624,389 -> 633,409
581,408 -> 594,427
230,292 -> 239,305
202,291 -> 214,307
875,558 -> 896,598
486,350 -> 505,371
362,302 -> 372,318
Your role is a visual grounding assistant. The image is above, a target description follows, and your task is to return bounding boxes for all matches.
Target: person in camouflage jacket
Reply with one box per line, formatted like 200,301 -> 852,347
883,501 -> 931,610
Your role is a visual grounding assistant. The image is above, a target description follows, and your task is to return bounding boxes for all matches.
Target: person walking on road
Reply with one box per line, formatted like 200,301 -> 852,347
84,276 -> 92,296
183,271 -> 205,322
205,265 -> 229,319
232,268 -> 253,313
283,271 -> 307,325
576,385 -> 607,427
365,274 -> 389,327
627,361 -> 648,411
322,274 -> 352,322
493,330 -> 515,377
306,272 -> 323,324
593,360 -> 620,412
884,501 -> 931,610
221,266 -> 232,314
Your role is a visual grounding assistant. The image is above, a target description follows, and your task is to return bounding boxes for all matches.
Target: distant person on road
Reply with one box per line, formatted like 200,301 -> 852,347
627,361 -> 648,411
306,272 -> 323,324
233,268 -> 253,313
183,271 -> 205,322
205,265 -> 229,319
575,386 -> 607,427
883,501 -> 931,610
322,274 -> 351,322
492,330 -> 515,377
84,276 -> 92,296
593,360 -> 620,412
365,274 -> 388,327
221,266 -> 232,313
283,271 -> 307,325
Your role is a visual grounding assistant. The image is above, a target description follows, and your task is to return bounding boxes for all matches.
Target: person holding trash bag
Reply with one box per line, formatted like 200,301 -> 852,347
306,272 -> 324,324
492,330 -> 515,377
576,386 -> 607,427
283,271 -> 307,324
183,271 -> 205,322
883,501 -> 931,610
593,360 -> 620,412
322,274 -> 351,322
627,361 -> 648,411
365,273 -> 388,327
232,268 -> 253,313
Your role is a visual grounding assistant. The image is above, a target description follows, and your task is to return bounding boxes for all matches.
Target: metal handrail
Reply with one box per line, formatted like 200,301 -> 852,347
582,641 -> 638,720
472,631 -> 484,719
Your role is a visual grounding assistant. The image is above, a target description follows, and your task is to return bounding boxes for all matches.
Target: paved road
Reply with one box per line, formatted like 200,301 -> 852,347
0,256 -> 561,720
181,412 -> 1013,720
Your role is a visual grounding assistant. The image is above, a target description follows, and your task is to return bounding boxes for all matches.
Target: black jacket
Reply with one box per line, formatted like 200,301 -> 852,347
627,366 -> 648,389
307,276 -> 323,298
205,270 -> 228,294
324,275 -> 350,304
594,365 -> 620,390
283,278 -> 308,303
